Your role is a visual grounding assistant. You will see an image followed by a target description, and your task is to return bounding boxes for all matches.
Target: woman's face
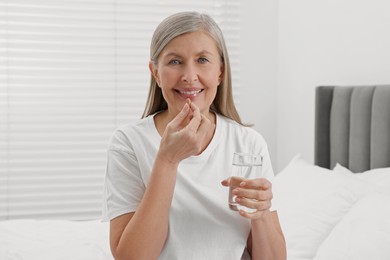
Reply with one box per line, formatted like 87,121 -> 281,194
150,30 -> 223,117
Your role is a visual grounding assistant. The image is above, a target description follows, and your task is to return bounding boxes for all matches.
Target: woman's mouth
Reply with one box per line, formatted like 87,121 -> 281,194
175,89 -> 204,98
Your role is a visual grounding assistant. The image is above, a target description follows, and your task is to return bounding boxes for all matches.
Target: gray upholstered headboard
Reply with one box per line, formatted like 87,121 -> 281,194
315,85 -> 390,173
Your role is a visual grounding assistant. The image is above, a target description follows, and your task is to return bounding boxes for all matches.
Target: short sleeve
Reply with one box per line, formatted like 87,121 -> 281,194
102,129 -> 146,221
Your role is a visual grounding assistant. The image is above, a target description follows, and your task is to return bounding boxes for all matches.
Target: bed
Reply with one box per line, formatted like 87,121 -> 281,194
275,85 -> 390,260
0,219 -> 113,259
1,86 -> 389,260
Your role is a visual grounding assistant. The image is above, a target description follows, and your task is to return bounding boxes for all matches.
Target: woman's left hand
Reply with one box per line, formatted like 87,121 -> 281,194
221,178 -> 273,220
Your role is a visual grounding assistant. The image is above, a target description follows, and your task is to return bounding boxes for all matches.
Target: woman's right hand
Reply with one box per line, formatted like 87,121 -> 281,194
157,102 -> 212,165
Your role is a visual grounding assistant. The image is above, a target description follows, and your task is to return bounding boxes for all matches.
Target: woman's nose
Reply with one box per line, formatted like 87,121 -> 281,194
181,64 -> 198,84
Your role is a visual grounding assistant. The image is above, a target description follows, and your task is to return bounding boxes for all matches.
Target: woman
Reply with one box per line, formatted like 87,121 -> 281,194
103,11 -> 286,260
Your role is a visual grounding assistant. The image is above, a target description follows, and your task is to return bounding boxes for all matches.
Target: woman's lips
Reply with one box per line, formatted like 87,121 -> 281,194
175,89 -> 204,98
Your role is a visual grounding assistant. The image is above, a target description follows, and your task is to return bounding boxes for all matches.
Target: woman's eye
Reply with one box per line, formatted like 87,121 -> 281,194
198,57 -> 209,64
168,59 -> 181,65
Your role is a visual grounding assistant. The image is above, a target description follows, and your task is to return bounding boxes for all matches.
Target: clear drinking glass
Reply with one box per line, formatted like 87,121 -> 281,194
229,152 -> 263,213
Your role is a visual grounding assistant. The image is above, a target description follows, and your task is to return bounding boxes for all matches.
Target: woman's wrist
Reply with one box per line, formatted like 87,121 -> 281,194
155,151 -> 180,170
251,209 -> 272,226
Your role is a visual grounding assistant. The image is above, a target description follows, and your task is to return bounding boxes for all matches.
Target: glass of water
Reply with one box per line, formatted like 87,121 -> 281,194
229,152 -> 263,213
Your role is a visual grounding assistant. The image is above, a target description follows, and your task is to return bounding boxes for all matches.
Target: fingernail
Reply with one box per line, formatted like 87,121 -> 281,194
240,182 -> 246,187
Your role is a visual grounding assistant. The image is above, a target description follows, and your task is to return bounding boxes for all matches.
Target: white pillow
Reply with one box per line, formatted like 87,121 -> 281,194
334,163 -> 390,194
314,193 -> 390,260
332,163 -> 353,176
274,155 -> 377,260
0,219 -> 113,260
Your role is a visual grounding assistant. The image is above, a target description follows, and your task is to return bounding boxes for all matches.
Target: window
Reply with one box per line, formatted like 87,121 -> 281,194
0,0 -> 241,220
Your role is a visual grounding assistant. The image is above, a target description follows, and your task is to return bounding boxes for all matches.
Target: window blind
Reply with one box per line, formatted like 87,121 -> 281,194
0,0 -> 241,220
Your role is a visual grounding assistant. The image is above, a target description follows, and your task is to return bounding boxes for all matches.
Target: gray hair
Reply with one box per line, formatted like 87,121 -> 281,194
150,12 -> 225,65
142,11 -> 244,126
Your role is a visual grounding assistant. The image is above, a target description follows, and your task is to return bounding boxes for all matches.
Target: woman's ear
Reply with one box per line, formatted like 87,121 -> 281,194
218,74 -> 223,84
218,64 -> 224,84
149,61 -> 160,86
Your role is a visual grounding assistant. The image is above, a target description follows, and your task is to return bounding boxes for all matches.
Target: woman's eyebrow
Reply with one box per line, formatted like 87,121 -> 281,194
162,52 -> 182,59
197,50 -> 214,56
163,50 -> 215,58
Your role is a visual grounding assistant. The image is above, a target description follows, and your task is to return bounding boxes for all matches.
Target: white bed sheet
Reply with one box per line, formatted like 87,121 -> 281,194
0,219 -> 113,260
274,155 -> 390,260
3,156 -> 390,260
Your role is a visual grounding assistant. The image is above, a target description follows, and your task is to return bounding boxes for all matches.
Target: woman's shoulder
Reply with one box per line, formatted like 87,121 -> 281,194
217,114 -> 270,155
117,116 -> 151,132
217,114 -> 266,142
108,116 -> 153,151
113,116 -> 150,136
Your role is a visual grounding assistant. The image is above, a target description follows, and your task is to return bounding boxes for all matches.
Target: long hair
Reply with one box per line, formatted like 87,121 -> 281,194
142,11 -> 245,126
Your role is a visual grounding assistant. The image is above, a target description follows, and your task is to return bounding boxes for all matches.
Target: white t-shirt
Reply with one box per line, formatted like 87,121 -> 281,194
102,113 -> 276,260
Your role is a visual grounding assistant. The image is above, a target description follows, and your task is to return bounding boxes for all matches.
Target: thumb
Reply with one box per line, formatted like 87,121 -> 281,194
221,178 -> 230,187
167,103 -> 190,129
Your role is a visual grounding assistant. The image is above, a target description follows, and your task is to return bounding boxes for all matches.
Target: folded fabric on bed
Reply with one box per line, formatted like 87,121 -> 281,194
333,163 -> 390,195
274,155 -> 382,260
314,193 -> 390,260
0,219 -> 113,260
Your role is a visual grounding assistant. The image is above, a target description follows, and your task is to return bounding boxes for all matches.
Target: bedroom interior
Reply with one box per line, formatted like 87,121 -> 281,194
2,85 -> 389,259
273,85 -> 390,259
1,0 -> 390,259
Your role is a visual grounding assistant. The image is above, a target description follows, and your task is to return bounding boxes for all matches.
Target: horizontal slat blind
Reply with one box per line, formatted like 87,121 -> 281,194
0,0 -> 241,220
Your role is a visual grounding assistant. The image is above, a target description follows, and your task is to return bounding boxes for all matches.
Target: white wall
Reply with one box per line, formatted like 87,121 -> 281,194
277,0 -> 390,171
240,1 -> 279,170
240,1 -> 390,172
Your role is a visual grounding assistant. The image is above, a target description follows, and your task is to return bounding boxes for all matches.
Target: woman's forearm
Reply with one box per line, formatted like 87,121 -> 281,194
115,156 -> 178,260
113,104 -> 211,259
250,210 -> 286,260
